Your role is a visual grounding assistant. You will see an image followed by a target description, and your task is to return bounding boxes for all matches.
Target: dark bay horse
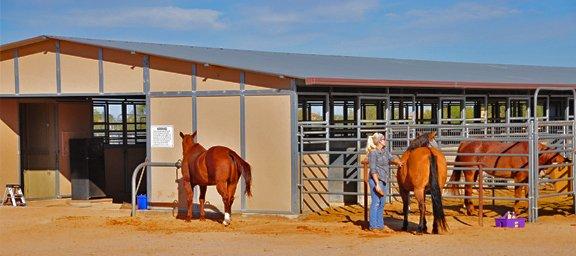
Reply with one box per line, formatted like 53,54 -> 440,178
397,132 -> 449,234
450,141 -> 571,215
180,131 -> 252,226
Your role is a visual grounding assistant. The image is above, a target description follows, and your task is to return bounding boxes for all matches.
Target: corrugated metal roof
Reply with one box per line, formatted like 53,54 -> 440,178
2,35 -> 576,87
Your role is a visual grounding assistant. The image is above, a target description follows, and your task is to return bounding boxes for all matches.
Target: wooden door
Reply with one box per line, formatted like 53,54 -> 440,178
21,103 -> 58,198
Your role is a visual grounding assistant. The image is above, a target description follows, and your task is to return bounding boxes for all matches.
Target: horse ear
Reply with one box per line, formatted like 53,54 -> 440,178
192,131 -> 197,138
429,131 -> 437,138
179,131 -> 185,138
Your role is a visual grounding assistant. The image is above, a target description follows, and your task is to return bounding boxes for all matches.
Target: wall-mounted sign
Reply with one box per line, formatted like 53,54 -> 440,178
151,125 -> 174,148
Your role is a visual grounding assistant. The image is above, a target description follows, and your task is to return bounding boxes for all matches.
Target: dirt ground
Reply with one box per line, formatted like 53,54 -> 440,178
1,197 -> 575,256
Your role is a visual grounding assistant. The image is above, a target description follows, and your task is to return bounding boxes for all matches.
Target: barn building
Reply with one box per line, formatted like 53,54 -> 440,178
1,35 -> 575,218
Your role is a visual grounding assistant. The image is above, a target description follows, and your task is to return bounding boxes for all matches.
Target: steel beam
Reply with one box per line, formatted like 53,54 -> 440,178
13,50 -> 19,95
55,40 -> 61,94
98,48 -> 104,94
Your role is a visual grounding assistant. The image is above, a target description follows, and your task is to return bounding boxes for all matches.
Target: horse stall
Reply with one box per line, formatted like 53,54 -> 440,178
298,87 -> 576,222
1,35 -> 576,223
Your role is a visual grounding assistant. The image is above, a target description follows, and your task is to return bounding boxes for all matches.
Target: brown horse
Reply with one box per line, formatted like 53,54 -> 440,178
180,131 -> 252,226
397,132 -> 449,234
449,141 -> 571,215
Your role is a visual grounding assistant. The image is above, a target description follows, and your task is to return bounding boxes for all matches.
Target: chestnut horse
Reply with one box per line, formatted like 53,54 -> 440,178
397,132 -> 449,234
180,131 -> 252,226
449,141 -> 571,215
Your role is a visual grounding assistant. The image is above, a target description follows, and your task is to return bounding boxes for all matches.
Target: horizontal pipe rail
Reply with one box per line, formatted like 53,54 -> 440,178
131,160 -> 182,217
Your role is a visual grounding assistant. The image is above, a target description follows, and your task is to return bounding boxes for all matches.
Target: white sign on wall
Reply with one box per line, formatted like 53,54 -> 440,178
151,125 -> 174,148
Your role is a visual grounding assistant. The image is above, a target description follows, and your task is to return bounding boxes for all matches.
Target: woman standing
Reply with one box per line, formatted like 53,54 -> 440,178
366,132 -> 403,230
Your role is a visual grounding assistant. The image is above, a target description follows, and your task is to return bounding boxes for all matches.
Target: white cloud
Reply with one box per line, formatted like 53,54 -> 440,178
249,0 -> 379,25
402,2 -> 520,26
68,6 -> 225,30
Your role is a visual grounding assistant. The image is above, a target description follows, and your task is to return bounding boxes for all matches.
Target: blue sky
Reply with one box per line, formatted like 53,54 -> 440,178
1,0 -> 575,67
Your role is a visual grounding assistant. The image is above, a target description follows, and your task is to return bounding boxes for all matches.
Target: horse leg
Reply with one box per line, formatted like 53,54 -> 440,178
225,182 -> 239,224
464,171 -> 477,216
183,181 -> 194,222
199,185 -> 207,221
215,182 -> 230,226
399,186 -> 410,231
414,189 -> 427,234
513,184 -> 524,215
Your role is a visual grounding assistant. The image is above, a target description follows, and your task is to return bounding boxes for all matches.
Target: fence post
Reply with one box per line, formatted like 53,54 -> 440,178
478,164 -> 484,227
528,119 -> 537,222
362,159 -> 369,229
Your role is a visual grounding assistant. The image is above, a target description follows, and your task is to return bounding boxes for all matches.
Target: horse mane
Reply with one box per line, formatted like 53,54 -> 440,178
407,132 -> 432,150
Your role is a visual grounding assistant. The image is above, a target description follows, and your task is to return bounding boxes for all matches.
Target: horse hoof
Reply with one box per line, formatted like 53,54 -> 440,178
223,220 -> 230,226
199,217 -> 206,222
185,219 -> 191,223
401,227 -> 408,232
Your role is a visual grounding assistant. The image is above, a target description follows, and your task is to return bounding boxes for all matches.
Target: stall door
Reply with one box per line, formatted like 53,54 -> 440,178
21,103 -> 58,199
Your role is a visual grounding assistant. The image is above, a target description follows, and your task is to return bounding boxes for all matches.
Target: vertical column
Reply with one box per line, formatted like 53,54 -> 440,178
290,79 -> 300,214
143,56 -> 151,195
98,48 -> 104,94
13,50 -> 19,95
191,64 -> 197,132
55,41 -> 61,95
240,71 -> 246,210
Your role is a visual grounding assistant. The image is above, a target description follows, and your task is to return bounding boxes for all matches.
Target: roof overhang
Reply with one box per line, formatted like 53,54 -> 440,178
0,36 -> 50,52
304,77 -> 576,89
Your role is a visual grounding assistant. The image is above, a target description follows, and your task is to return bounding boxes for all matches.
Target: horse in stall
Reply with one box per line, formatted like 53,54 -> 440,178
179,131 -> 252,226
397,131 -> 449,234
449,141 -> 571,215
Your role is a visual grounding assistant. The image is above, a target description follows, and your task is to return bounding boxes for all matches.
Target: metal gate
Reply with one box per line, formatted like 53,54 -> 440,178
298,119 -> 576,222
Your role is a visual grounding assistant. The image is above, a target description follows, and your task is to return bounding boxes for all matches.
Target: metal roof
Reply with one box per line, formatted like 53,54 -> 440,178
2,35 -> 576,88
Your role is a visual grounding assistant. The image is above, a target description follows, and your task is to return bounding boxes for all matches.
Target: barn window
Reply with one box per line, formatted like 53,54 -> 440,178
92,98 -> 146,145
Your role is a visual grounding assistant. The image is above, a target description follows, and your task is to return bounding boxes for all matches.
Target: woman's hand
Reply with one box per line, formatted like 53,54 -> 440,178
375,183 -> 384,197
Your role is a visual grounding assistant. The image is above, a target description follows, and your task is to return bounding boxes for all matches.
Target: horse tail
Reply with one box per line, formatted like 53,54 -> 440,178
229,150 -> 252,197
428,150 -> 448,233
448,150 -> 464,196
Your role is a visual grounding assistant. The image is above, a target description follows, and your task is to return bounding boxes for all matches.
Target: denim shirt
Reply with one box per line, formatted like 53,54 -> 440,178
368,148 -> 394,183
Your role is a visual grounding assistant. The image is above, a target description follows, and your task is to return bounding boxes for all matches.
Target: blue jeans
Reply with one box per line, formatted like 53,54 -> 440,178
369,179 -> 386,229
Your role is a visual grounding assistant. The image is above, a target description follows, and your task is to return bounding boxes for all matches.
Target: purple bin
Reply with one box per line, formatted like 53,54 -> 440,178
495,217 -> 526,228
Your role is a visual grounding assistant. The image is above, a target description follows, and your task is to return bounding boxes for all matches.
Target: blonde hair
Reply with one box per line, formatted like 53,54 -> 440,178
365,132 -> 385,153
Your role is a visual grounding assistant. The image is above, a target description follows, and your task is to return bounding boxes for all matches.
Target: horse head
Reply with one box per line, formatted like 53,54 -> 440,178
427,131 -> 439,148
179,131 -> 198,153
538,144 -> 572,176
408,131 -> 438,150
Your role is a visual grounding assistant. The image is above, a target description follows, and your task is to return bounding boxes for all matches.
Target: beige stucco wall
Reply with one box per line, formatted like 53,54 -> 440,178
0,51 -> 15,94
150,97 -> 192,203
102,48 -> 143,93
60,41 -> 99,93
197,96 -> 242,210
150,57 -> 192,92
244,71 -> 291,90
245,95 -> 292,211
196,65 -> 240,91
0,99 -> 20,191
18,41 -> 57,94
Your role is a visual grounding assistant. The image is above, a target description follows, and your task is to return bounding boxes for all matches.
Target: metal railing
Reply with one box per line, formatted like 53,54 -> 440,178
298,118 -> 576,222
131,160 -> 182,217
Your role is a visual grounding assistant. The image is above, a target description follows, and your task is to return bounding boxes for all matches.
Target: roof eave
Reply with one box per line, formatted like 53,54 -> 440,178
0,35 -> 50,52
304,77 -> 576,90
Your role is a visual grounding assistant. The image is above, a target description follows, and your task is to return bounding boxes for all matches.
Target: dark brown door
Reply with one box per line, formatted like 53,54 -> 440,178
21,103 -> 58,170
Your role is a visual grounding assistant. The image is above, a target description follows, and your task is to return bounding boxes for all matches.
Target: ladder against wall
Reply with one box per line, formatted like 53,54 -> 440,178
2,184 -> 27,207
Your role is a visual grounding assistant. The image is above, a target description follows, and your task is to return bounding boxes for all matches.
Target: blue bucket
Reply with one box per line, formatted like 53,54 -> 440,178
137,194 -> 148,210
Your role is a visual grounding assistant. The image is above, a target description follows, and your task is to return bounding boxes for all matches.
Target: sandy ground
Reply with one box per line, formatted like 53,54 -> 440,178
1,197 -> 576,256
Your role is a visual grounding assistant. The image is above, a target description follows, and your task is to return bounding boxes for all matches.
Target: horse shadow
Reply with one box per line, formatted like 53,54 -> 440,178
174,203 -> 225,224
